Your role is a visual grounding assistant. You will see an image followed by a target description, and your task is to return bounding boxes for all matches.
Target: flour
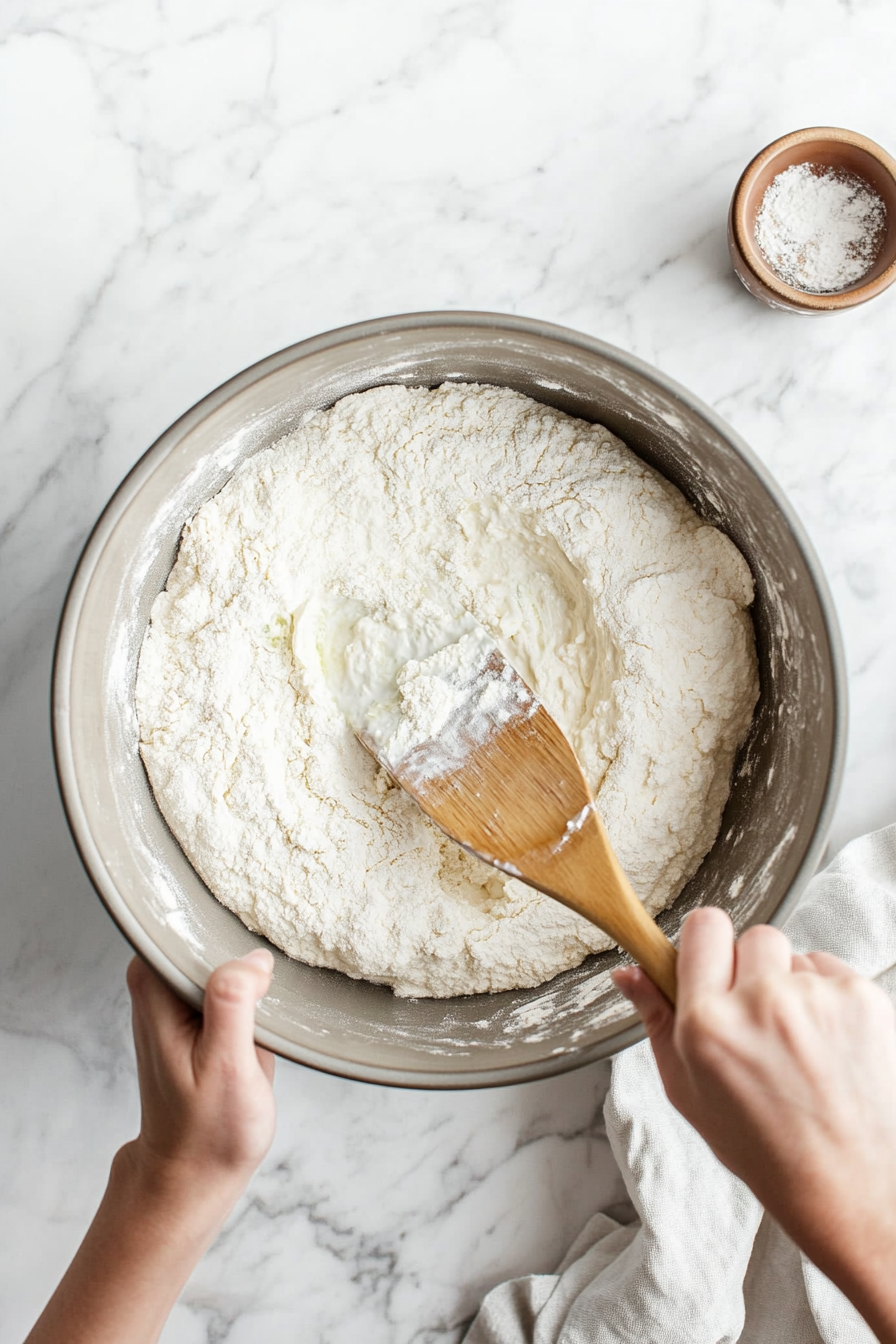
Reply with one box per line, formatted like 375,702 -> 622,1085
380,633 -> 491,768
327,611 -> 493,767
343,623 -> 534,782
136,383 -> 758,998
755,162 -> 886,293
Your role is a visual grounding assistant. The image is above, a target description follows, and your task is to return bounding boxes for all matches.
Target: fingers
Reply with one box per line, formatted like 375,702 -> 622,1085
676,908 -> 735,1010
197,950 -> 274,1077
127,955 -> 197,1059
799,950 -> 856,979
734,924 -> 792,985
257,1047 -> 277,1084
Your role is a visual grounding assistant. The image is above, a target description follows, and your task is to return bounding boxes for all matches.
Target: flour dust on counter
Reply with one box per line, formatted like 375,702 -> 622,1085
136,383 -> 758,997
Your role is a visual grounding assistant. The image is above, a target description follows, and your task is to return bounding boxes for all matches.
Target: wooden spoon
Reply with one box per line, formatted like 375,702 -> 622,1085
359,643 -> 678,1003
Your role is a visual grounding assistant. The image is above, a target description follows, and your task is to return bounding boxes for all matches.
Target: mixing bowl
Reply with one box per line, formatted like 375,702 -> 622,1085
52,312 -> 846,1088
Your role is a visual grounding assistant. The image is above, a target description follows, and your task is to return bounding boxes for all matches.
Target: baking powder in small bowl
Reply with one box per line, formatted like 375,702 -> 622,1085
755,163 -> 886,294
728,127 -> 896,313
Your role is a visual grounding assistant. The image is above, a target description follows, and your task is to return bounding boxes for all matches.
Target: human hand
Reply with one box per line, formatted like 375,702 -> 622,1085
25,954 -> 277,1344
613,910 -> 896,1342
125,951 -> 277,1210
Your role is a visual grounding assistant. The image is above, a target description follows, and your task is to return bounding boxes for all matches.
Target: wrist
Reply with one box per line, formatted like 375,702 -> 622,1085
113,1139 -> 249,1243
834,1240 -> 896,1343
790,1203 -> 896,1344
24,1140 -> 249,1344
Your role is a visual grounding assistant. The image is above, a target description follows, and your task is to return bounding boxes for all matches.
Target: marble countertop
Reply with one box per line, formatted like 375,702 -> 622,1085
2,2 -> 895,1339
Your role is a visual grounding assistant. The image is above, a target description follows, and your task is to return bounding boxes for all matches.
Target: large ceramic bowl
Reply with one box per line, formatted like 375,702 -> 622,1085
52,312 -> 846,1088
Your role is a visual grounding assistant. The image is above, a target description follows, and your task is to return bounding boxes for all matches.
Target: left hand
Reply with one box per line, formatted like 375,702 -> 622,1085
25,952 -> 278,1344
125,951 -> 277,1202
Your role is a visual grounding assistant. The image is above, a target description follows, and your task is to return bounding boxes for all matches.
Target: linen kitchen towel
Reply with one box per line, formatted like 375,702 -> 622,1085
465,823 -> 896,1344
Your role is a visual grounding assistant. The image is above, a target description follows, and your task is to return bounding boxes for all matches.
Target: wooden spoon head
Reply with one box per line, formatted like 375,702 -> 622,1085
358,643 -> 678,1004
360,646 -> 592,872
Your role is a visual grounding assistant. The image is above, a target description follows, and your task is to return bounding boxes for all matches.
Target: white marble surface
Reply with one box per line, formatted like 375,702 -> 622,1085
2,1 -> 896,1339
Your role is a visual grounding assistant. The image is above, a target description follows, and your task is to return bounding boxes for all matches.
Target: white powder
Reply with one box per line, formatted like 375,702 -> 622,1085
340,622 -> 534,784
379,631 -> 492,769
136,384 -> 758,998
327,611 -> 492,767
754,162 -> 886,293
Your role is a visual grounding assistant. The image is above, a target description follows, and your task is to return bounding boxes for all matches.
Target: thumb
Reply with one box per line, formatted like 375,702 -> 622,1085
197,950 -> 273,1074
614,965 -> 691,1108
612,965 -> 676,1049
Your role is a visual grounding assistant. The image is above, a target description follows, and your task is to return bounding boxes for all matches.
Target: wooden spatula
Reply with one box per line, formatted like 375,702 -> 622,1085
358,642 -> 678,1003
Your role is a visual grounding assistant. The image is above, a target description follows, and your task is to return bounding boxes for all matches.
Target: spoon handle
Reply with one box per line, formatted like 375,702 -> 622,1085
605,896 -> 678,1004
550,854 -> 677,1005
547,811 -> 679,1003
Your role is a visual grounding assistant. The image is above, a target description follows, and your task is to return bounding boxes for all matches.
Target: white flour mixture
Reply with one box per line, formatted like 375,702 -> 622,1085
137,383 -> 758,997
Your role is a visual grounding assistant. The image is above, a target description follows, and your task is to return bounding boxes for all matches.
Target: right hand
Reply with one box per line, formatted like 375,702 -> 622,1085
613,909 -> 896,1342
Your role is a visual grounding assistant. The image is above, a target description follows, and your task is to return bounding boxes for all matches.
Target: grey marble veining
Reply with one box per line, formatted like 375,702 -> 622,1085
2,1 -> 895,1339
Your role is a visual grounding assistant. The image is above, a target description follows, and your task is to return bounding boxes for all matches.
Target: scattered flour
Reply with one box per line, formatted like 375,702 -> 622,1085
136,383 -> 758,997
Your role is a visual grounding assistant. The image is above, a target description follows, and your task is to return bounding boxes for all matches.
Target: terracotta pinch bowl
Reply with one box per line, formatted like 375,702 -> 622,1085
729,125 -> 896,313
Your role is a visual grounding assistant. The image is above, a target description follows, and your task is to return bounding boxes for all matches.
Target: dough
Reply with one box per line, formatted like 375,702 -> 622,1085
136,383 -> 758,997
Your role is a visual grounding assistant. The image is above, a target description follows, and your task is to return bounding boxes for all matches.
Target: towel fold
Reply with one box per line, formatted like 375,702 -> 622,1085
466,824 -> 896,1344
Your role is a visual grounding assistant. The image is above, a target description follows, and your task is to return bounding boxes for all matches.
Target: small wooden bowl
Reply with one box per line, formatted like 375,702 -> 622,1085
728,126 -> 896,313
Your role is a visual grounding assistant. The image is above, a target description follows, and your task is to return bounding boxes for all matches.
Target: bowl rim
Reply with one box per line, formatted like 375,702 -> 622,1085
731,125 -> 896,311
51,310 -> 848,1088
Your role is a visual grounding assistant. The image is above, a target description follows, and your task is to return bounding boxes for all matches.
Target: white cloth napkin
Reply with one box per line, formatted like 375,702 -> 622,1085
465,823 -> 896,1344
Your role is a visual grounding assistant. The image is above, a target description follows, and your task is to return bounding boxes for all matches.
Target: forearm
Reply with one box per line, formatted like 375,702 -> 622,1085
786,1215 -> 896,1344
25,1142 -> 241,1344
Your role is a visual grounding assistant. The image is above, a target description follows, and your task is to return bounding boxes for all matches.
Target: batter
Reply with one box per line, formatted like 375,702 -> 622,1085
136,383 -> 758,997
